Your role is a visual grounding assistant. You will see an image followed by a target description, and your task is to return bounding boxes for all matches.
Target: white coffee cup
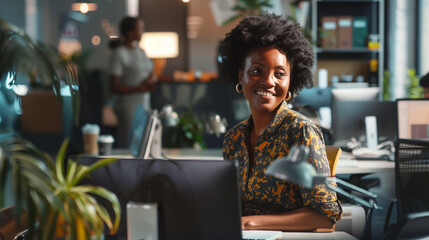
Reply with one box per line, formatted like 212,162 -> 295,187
98,135 -> 115,156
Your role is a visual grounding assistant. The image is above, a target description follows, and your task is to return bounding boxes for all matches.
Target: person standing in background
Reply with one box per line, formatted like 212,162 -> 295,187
109,17 -> 157,147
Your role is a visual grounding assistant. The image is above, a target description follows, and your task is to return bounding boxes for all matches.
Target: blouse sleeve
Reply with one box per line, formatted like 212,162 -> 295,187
293,121 -> 343,223
222,130 -> 232,160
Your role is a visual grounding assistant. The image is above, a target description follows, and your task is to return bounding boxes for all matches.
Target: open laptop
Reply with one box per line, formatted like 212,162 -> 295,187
110,107 -> 159,159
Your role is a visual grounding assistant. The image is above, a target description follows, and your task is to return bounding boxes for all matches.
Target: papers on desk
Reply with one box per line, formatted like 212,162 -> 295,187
337,151 -> 358,167
242,230 -> 283,240
337,159 -> 359,167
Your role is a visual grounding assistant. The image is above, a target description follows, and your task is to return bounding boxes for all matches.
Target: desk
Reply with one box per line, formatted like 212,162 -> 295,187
282,231 -> 357,240
162,148 -> 223,160
161,148 -> 394,175
112,231 -> 357,240
336,159 -> 394,174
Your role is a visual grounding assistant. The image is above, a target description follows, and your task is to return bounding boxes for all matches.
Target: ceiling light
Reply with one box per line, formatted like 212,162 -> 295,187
71,1 -> 98,14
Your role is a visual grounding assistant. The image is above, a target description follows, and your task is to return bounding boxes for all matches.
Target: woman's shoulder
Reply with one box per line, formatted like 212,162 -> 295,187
110,45 -> 127,55
284,108 -> 319,129
224,119 -> 249,139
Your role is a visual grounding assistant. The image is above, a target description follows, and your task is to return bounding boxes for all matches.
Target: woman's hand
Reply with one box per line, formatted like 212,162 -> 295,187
241,216 -> 259,230
110,75 -> 156,94
240,207 -> 334,231
139,80 -> 156,92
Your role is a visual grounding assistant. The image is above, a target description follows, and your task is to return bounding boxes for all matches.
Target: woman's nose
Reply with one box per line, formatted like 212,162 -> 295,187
262,72 -> 276,86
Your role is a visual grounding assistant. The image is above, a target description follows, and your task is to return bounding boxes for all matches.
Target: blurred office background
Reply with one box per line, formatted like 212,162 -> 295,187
1,1 -> 429,239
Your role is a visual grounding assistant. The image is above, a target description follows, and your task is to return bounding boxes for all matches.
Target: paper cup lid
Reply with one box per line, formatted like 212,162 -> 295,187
98,135 -> 115,143
82,124 -> 100,134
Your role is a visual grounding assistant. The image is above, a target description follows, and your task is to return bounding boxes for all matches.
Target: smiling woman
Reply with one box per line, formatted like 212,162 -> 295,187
220,13 -> 342,232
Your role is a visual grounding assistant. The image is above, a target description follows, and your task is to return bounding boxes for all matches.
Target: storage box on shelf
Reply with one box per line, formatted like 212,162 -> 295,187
311,0 -> 384,95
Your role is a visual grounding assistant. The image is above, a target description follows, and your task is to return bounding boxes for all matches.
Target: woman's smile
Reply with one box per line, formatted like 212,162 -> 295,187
239,47 -> 291,114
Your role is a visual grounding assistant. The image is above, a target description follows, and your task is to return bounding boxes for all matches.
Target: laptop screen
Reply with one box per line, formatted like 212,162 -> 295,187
397,99 -> 429,139
128,105 -> 149,157
137,110 -> 159,159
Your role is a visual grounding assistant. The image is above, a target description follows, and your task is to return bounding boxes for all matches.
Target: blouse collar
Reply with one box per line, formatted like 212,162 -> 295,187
244,101 -> 290,138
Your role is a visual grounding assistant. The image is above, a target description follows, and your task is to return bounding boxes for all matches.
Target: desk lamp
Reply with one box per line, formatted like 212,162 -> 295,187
266,145 -> 382,240
140,32 -> 179,77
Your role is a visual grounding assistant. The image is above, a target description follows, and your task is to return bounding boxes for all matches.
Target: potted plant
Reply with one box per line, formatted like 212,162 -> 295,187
164,108 -> 206,149
222,0 -> 273,25
0,137 -> 120,239
407,68 -> 423,99
0,20 -> 120,239
222,0 -> 312,43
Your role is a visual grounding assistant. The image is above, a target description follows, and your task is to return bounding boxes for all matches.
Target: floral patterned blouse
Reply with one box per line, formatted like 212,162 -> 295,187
222,101 -> 342,223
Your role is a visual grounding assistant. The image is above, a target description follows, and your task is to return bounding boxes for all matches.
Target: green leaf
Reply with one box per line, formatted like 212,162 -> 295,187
0,19 -> 80,120
71,157 -> 117,186
73,185 -> 121,232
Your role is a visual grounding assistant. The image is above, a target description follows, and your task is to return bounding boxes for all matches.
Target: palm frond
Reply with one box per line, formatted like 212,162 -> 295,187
0,19 -> 80,121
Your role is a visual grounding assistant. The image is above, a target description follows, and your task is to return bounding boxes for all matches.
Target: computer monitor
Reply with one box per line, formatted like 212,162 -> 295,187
331,88 -> 380,102
331,101 -> 397,144
397,99 -> 429,139
79,158 -> 242,240
293,87 -> 332,109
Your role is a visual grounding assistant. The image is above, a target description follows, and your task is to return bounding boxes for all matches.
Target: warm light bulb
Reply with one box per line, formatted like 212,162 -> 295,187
182,0 -> 190,2
92,35 -> 101,46
80,3 -> 89,14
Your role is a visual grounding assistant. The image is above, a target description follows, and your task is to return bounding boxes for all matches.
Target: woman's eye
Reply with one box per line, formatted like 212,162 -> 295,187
276,71 -> 287,78
249,68 -> 261,75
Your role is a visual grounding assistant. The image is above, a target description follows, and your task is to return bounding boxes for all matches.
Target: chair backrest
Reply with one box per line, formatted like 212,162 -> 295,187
326,145 -> 342,177
395,139 -> 429,219
0,206 -> 28,240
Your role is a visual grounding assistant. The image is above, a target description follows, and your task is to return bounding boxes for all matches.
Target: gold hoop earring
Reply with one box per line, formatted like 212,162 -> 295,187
285,92 -> 292,101
236,83 -> 243,93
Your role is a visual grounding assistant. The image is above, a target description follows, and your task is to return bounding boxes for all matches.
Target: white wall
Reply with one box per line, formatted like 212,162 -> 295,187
188,0 -> 235,73
420,0 -> 429,75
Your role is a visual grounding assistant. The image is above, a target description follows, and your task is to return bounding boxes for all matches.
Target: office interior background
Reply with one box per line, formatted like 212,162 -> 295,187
1,0 -> 429,239
0,0 -> 428,149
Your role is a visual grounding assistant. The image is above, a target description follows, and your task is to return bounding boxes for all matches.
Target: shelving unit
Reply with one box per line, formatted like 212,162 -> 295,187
311,0 -> 384,93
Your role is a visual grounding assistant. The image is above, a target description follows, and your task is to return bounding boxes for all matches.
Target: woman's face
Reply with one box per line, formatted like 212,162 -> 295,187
239,47 -> 291,115
129,20 -> 144,41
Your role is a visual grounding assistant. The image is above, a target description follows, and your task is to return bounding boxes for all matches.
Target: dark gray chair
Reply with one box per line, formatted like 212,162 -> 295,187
383,139 -> 429,240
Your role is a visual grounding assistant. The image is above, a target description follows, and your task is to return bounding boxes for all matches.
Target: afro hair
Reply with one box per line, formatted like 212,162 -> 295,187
219,13 -> 314,99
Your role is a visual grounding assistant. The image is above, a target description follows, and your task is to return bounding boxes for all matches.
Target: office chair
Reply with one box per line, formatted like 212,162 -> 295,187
321,146 -> 342,233
326,145 -> 342,177
383,138 -> 429,240
327,146 -> 376,239
0,206 -> 30,240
